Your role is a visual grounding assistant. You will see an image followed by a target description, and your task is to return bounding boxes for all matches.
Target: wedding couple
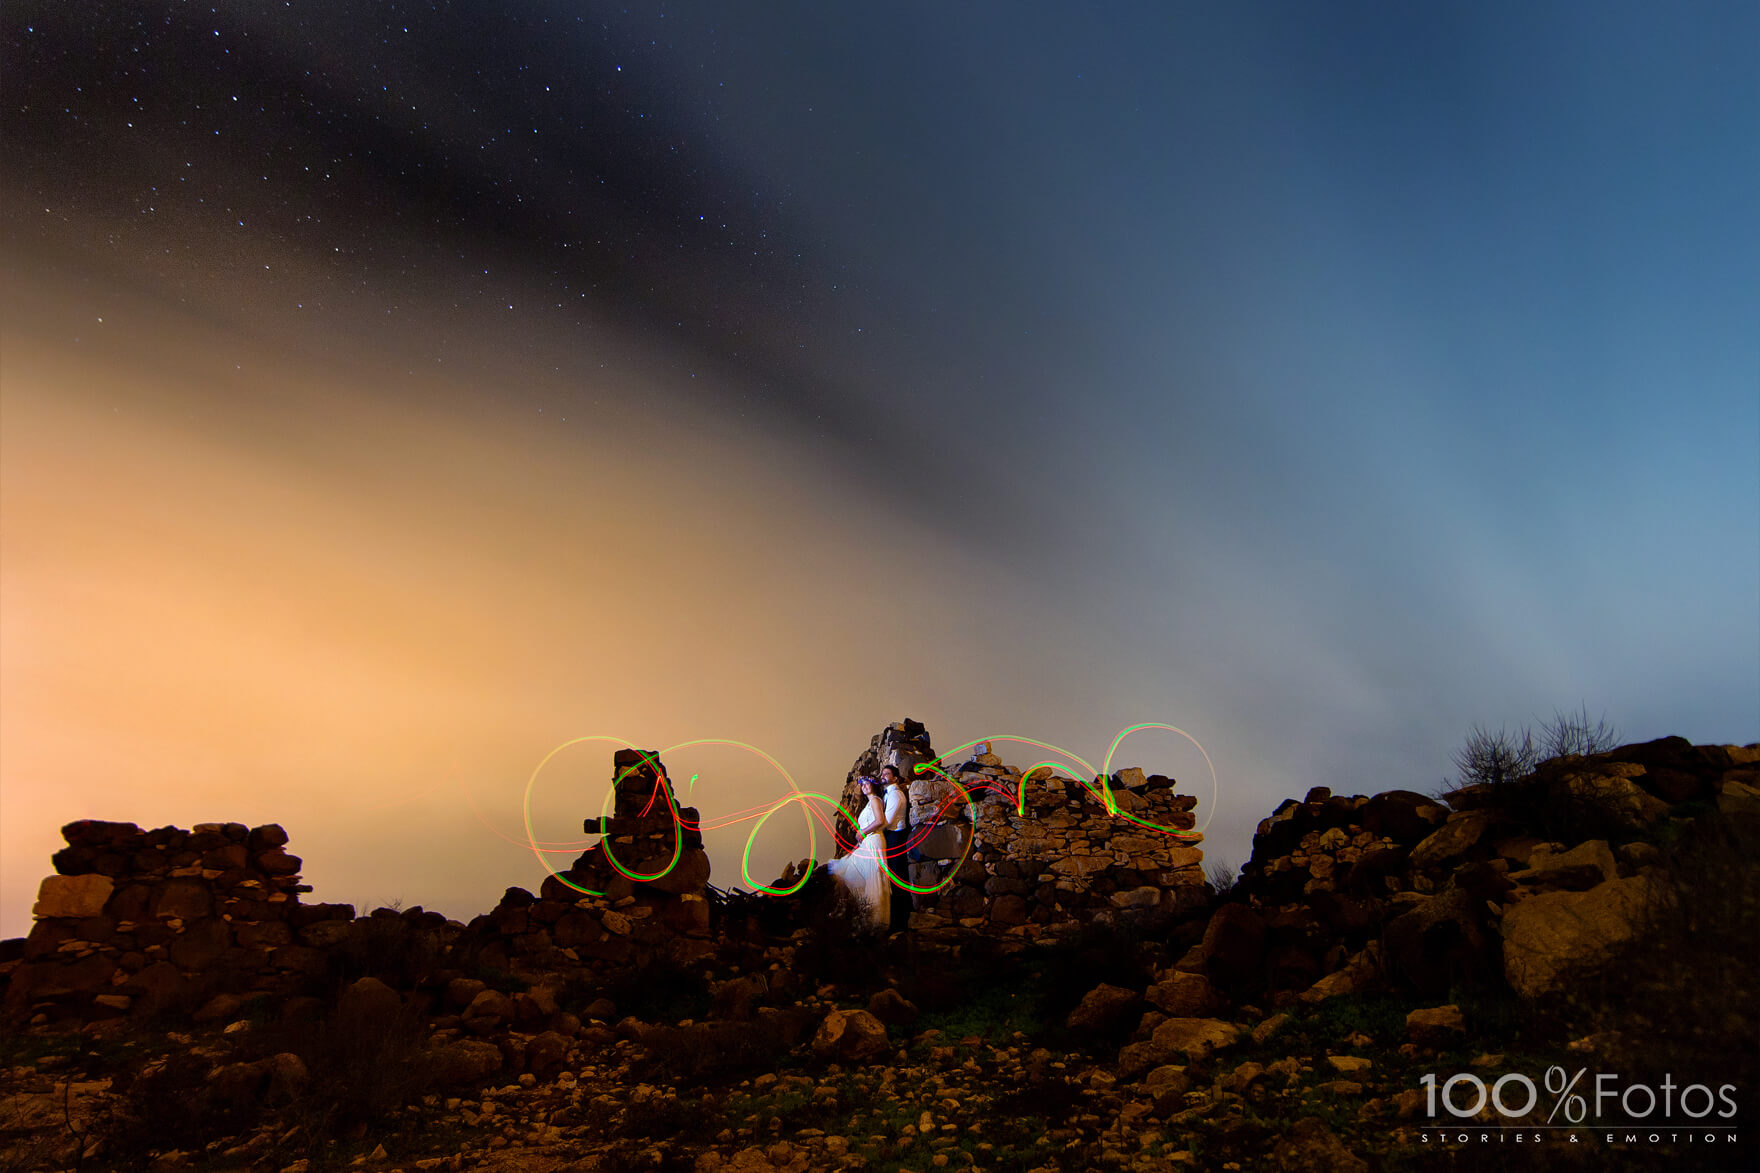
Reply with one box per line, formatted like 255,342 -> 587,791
826,764 -> 912,934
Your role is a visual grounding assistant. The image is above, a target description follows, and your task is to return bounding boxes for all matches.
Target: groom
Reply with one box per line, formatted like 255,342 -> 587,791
880,765 -> 912,934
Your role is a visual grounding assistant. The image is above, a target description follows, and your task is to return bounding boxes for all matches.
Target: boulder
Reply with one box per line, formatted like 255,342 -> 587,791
1358,791 -> 1447,841
339,976 -> 401,1023
1298,944 -> 1383,1004
866,987 -> 919,1027
1562,770 -> 1669,829
1145,971 -> 1217,1017
1406,1004 -> 1467,1046
1148,1017 -> 1241,1063
1501,875 -> 1655,998
1409,811 -> 1496,870
1514,840 -> 1618,892
1384,888 -> 1496,995
1198,903 -> 1264,985
810,1008 -> 890,1062
465,989 -> 515,1021
424,1039 -> 504,1086
32,875 -> 114,920
1064,983 -> 1141,1033
524,1030 -> 572,1079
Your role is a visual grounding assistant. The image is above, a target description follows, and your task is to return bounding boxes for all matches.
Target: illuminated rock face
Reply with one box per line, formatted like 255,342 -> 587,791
833,720 -> 1208,935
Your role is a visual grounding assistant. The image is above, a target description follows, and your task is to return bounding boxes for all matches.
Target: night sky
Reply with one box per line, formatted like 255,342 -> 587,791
4,2 -> 1756,936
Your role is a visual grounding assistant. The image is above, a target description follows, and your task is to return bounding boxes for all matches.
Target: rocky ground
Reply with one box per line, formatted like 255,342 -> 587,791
1,917 -> 1750,1173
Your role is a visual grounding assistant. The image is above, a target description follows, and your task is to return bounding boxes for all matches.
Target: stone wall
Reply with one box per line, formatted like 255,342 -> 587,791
832,721 -> 1209,934
464,748 -> 716,974
0,819 -> 389,1027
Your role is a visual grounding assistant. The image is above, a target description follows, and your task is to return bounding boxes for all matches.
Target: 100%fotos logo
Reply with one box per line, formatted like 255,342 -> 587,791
1420,1066 -> 1738,1124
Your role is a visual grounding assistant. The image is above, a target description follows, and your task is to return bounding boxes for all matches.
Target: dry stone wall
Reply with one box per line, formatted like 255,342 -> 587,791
465,748 -> 717,975
831,721 -> 1209,934
0,819 -> 386,1027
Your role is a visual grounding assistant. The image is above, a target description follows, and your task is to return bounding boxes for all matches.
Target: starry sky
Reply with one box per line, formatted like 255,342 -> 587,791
3,2 -> 1756,937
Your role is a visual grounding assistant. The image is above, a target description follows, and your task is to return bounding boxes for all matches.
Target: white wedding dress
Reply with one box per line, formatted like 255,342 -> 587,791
827,802 -> 891,930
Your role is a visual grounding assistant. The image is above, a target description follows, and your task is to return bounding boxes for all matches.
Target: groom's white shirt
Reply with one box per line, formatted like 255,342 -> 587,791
884,782 -> 908,832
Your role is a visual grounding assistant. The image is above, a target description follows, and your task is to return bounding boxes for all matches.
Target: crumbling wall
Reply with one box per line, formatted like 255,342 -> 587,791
0,819 -> 384,1027
465,748 -> 716,974
832,721 -> 1208,934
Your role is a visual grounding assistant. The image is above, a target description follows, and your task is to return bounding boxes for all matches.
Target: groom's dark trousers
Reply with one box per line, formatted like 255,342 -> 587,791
884,827 -> 912,932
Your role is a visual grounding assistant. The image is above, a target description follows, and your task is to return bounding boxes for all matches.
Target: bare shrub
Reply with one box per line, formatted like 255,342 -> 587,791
1204,857 -> 1237,898
1536,705 -> 1621,759
1451,723 -> 1538,789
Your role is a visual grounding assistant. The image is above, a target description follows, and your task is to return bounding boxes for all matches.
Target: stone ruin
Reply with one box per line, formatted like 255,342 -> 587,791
0,724 -> 1213,1030
464,747 -> 717,973
0,818 -> 378,1028
812,719 -> 1210,934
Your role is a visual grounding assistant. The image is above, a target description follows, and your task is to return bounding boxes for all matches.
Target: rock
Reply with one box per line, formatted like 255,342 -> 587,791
32,875 -> 115,919
1384,887 -> 1496,995
1116,1040 -> 1164,1080
424,1039 -> 505,1086
298,920 -> 352,948
151,879 -> 212,921
524,1030 -> 571,1078
1299,944 -> 1383,1004
1409,811 -> 1496,870
1406,1004 -> 1467,1046
1720,778 -> 1760,818
1145,971 -> 1217,1017
1148,1017 -> 1240,1063
1065,983 -> 1141,1033
266,1052 -> 308,1097
811,1009 -> 890,1062
1562,769 -> 1669,829
339,976 -> 401,1022
914,823 -> 972,860
464,989 -> 514,1021
1251,1012 -> 1291,1045
1326,1055 -> 1372,1073
206,1060 -> 271,1108
1198,903 -> 1264,985
447,977 -> 487,1008
641,848 -> 712,896
1515,840 -> 1618,891
248,824 -> 289,850
1358,791 -> 1447,841
1501,875 -> 1655,998
866,987 -> 919,1027
1269,1116 -> 1369,1173
1615,841 -> 1664,872
1492,835 -> 1548,867
167,918 -> 231,969
192,993 -> 250,1023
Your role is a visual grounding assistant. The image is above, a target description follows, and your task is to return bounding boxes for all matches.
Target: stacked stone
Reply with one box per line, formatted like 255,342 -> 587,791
904,756 -> 1209,934
832,719 -> 937,848
1,819 -> 329,1026
1190,738 -> 1760,1010
468,749 -> 714,976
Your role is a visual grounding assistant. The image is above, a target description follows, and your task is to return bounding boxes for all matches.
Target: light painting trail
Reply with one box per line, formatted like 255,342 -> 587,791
518,727 -> 1219,899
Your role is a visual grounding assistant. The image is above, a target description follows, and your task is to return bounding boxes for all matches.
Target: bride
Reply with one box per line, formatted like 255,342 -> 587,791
826,777 -> 891,931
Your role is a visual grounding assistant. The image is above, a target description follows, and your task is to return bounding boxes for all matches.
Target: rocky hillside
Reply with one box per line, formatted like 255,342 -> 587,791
0,731 -> 1754,1173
